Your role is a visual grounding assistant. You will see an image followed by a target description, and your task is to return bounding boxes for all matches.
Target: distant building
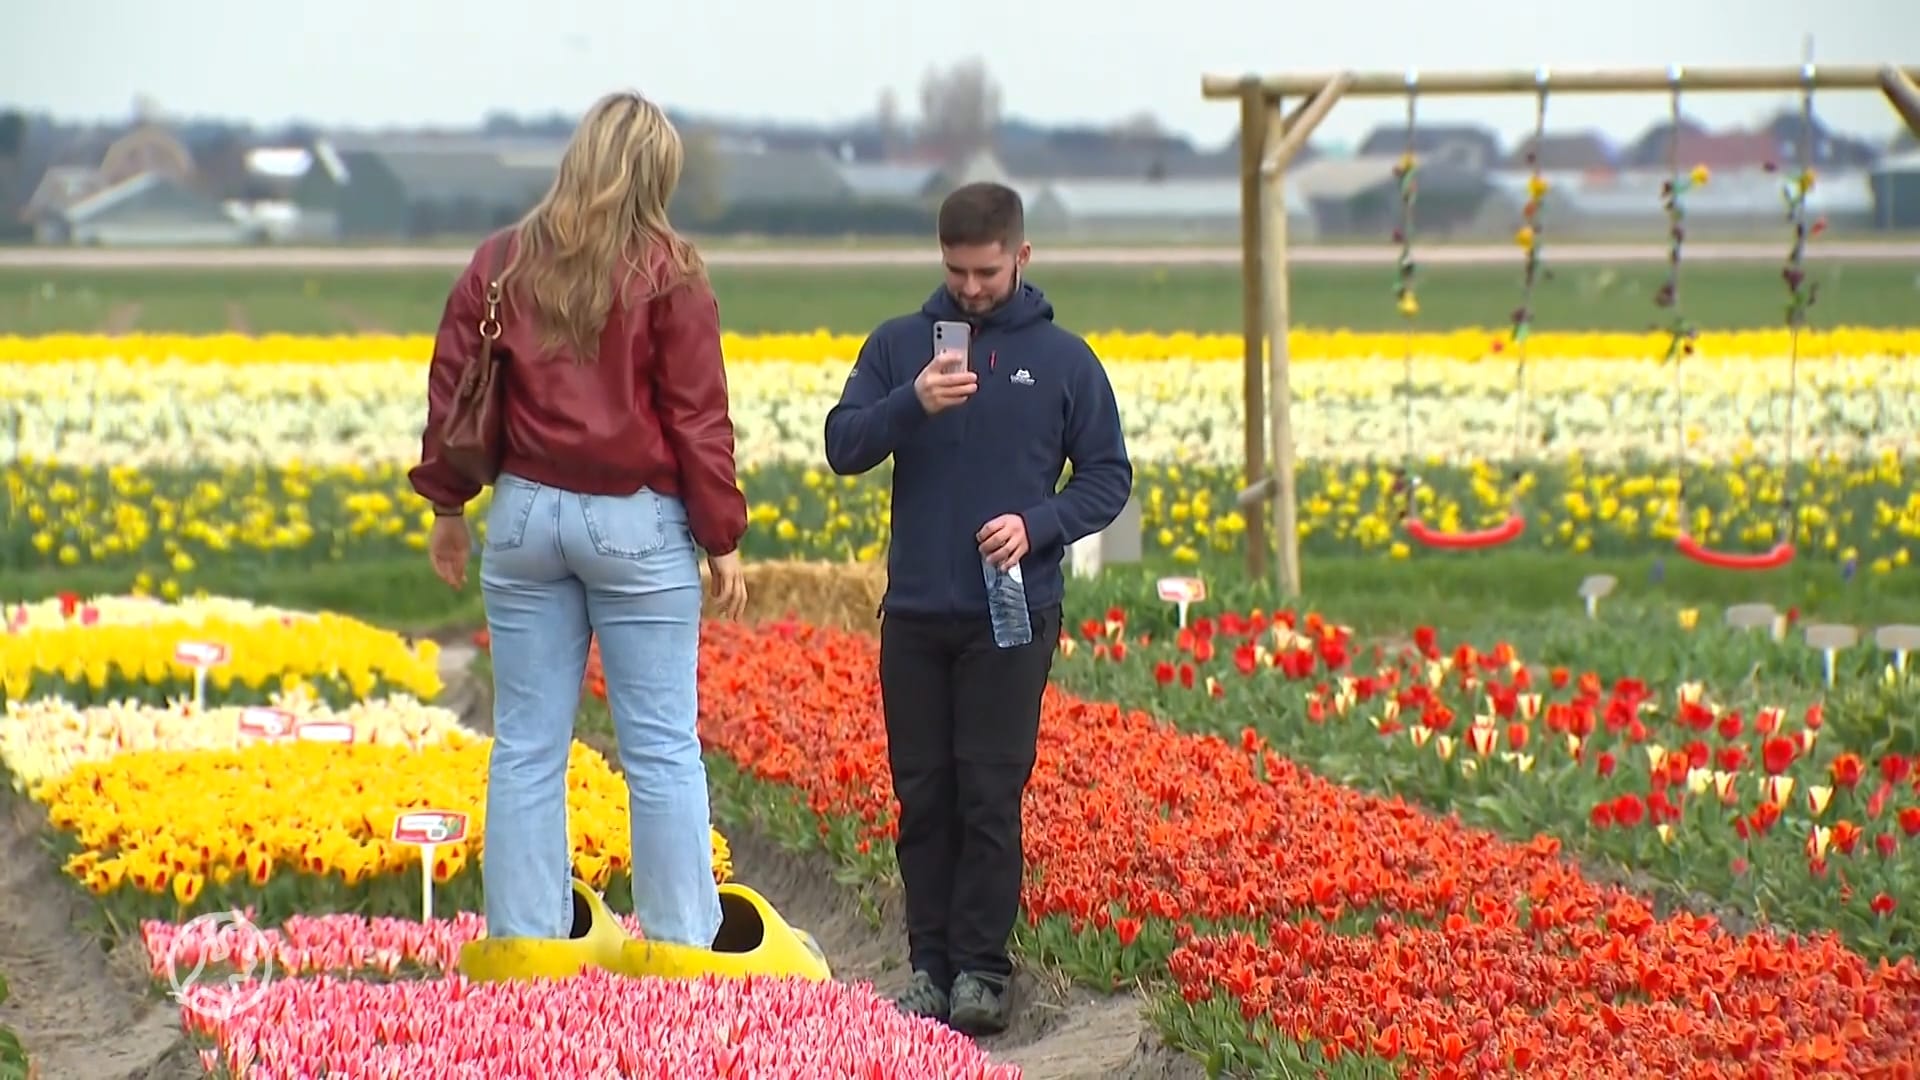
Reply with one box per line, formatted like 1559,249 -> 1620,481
40,172 -> 250,246
1025,177 -> 1316,241
291,136 -> 556,239
1869,151 -> 1920,229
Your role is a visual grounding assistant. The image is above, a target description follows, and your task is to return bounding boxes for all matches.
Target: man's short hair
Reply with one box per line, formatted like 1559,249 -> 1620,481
937,182 -> 1024,249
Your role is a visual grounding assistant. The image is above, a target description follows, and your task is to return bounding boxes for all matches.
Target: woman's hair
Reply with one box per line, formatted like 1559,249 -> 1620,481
502,91 -> 706,362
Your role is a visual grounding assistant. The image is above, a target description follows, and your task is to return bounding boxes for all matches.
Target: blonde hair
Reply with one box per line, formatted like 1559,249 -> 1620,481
502,91 -> 706,362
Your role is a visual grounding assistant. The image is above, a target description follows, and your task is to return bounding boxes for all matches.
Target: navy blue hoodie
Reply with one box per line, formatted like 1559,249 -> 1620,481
823,282 -> 1133,620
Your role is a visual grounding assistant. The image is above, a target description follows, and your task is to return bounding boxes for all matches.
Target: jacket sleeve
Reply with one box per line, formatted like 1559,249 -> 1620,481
651,276 -> 748,557
407,243 -> 491,510
823,330 -> 928,475
1019,345 -> 1133,553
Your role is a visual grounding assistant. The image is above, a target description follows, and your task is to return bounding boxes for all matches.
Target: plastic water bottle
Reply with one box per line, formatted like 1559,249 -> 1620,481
982,556 -> 1033,648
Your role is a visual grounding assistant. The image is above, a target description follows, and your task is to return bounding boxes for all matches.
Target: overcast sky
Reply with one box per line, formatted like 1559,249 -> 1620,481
4,0 -> 1916,150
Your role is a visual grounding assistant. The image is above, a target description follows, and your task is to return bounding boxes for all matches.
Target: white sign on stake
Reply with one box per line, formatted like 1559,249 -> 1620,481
1156,577 -> 1206,629
237,707 -> 294,739
1875,625 -> 1920,676
296,721 -> 357,744
1803,625 -> 1858,689
1577,575 -> 1617,620
173,641 -> 229,712
392,810 -> 470,920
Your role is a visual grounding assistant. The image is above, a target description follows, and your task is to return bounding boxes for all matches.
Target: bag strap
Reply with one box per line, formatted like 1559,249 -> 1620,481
478,232 -> 509,348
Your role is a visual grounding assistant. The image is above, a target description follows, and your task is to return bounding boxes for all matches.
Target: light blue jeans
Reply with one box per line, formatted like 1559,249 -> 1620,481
478,472 -> 722,947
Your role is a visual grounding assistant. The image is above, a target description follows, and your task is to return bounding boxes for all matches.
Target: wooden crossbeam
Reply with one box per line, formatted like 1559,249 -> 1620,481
1204,64 -> 1915,100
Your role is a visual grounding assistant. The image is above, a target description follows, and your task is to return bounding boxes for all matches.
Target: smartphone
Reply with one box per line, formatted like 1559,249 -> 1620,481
932,320 -> 971,370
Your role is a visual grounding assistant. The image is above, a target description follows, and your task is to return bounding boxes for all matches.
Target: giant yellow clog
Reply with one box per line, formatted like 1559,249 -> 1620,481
457,878 -> 632,983
611,881 -> 832,982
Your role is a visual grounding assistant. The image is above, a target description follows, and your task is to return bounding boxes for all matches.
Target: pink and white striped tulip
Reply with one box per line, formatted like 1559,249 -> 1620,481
183,969 -> 1021,1078
142,910 -> 651,979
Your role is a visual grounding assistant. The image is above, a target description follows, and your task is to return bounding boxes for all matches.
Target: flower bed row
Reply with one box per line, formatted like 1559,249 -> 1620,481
27,731 -> 732,923
11,327 -> 1916,364
8,349 -> 1916,471
1051,609 -> 1920,960
567,619 -> 1920,1076
3,593 -> 443,706
140,909 -> 617,978
1,692 -> 467,789
168,967 -> 1017,1078
8,457 -> 1915,584
4,593 -> 1020,1078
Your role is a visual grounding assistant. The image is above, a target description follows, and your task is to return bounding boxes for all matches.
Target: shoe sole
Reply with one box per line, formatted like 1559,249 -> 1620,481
946,1006 -> 1008,1036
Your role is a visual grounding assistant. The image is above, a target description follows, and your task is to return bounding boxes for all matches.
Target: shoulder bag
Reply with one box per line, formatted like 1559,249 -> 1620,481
439,235 -> 512,487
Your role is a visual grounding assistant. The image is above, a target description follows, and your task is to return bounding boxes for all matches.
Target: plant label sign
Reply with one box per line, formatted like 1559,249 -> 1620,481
174,640 -> 229,712
393,811 -> 468,846
174,641 -> 229,667
1156,577 -> 1206,628
237,707 -> 294,739
296,721 -> 356,744
392,810 -> 470,922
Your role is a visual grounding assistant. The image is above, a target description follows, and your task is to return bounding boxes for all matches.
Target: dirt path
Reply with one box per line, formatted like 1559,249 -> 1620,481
0,788 -> 198,1080
222,302 -> 251,335
441,642 -> 1203,1080
100,303 -> 142,334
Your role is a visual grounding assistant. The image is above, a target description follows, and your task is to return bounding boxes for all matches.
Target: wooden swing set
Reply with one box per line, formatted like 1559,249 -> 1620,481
1207,62 -> 1920,597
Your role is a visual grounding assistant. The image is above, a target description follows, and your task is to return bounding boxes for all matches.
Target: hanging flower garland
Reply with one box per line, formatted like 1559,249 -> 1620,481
1390,85 -> 1421,517
1653,155 -> 1710,363
1764,62 -> 1824,545
1770,157 -> 1824,327
1509,153 -> 1548,343
1392,149 -> 1418,318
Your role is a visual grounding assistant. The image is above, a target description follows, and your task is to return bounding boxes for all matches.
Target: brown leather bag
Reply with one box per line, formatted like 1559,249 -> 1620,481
439,236 -> 512,487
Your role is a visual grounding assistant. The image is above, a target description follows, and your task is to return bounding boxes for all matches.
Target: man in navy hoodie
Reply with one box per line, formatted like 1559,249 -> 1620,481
823,182 -> 1132,1035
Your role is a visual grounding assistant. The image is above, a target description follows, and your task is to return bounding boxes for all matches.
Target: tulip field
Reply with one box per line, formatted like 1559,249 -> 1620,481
3,253 -> 1920,1077
0,595 -> 1014,1078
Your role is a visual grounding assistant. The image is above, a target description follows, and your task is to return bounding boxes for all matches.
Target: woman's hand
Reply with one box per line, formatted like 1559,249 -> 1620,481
706,551 -> 747,621
429,515 -> 471,588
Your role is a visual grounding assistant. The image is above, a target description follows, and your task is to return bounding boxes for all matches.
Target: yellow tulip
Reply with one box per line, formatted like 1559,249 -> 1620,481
30,738 -> 734,898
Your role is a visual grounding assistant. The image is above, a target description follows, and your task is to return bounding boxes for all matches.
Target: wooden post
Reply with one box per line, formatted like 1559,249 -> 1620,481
1883,65 -> 1920,140
1236,86 -> 1269,578
1257,73 -> 1352,599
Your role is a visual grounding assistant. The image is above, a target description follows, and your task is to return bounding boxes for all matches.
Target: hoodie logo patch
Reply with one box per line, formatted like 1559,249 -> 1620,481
1010,368 -> 1035,386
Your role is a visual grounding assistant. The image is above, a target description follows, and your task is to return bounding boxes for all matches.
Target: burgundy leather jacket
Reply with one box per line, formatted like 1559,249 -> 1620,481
409,231 -> 748,556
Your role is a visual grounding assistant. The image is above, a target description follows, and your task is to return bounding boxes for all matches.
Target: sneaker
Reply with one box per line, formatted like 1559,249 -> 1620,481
947,971 -> 1011,1035
891,970 -> 949,1020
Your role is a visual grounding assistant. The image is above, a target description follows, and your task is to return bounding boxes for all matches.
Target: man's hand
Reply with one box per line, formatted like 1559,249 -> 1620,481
914,351 -> 976,414
976,514 -> 1029,570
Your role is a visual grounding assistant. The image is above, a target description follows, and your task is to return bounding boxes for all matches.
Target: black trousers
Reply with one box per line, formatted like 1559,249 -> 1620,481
878,604 -> 1060,988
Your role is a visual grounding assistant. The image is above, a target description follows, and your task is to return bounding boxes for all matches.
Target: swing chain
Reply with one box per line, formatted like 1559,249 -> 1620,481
1775,55 -> 1819,545
1507,74 -> 1550,501
1393,76 -> 1420,519
1662,74 -> 1695,532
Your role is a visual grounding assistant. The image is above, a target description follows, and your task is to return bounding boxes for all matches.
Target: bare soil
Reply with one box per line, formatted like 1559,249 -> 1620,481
0,787 -> 197,1079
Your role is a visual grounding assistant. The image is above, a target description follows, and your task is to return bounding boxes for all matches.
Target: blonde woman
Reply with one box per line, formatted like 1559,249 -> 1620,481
409,91 -> 749,948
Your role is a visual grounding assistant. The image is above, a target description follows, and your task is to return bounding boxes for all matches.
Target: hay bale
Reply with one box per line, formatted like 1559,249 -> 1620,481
698,559 -> 887,631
